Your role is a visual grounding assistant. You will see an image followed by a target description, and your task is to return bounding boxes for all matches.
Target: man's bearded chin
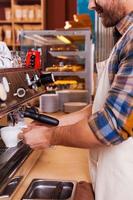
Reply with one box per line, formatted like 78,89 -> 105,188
101,13 -> 121,27
100,6 -> 127,27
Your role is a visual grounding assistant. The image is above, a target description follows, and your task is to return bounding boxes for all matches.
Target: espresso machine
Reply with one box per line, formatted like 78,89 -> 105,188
0,68 -> 59,199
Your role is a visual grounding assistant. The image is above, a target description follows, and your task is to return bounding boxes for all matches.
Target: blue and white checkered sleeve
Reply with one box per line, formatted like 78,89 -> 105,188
88,106 -> 124,145
88,30 -> 133,145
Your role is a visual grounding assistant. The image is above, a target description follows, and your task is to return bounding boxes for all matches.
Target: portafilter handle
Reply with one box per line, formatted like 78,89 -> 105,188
23,109 -> 59,126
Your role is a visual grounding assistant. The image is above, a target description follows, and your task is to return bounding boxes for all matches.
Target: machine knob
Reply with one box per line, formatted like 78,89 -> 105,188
13,88 -> 26,98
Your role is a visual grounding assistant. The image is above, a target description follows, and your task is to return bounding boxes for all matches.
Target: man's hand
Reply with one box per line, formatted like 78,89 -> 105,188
18,123 -> 54,149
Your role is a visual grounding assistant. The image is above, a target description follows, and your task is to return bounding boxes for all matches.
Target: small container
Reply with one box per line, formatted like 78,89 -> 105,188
40,93 -> 59,113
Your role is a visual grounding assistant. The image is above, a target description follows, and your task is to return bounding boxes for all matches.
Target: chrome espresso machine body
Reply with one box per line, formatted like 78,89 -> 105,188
0,68 -> 58,199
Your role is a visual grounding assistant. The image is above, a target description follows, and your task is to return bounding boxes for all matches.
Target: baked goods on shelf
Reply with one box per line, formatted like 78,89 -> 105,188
45,64 -> 84,72
50,45 -> 77,51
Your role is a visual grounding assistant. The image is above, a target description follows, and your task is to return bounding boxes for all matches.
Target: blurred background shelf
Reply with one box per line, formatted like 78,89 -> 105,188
0,0 -> 46,50
49,51 -> 86,58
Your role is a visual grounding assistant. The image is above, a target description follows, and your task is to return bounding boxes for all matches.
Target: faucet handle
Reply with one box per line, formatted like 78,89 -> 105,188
25,73 -> 32,87
34,74 -> 39,82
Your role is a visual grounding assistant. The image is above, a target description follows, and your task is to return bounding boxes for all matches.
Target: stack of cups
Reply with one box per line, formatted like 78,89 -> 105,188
40,93 -> 59,113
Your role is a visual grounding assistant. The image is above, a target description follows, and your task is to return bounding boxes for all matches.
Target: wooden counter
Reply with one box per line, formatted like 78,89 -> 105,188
12,146 -> 90,200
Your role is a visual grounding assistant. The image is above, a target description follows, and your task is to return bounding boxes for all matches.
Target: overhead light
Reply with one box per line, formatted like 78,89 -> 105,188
57,35 -> 71,44
64,21 -> 72,30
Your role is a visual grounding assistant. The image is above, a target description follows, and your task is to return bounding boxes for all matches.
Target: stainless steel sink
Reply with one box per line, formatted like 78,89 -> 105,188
22,179 -> 77,200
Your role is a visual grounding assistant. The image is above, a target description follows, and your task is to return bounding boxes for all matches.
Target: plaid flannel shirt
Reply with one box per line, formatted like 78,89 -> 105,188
88,12 -> 133,145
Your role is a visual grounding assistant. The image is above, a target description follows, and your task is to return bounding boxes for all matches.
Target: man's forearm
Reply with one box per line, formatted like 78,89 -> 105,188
58,104 -> 92,126
51,117 -> 103,148
20,104 -> 102,150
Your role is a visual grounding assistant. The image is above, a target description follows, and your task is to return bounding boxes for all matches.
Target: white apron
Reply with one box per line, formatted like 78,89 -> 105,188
90,24 -> 133,200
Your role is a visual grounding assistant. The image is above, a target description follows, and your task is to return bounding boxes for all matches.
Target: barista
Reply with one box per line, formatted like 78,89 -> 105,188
19,0 -> 133,200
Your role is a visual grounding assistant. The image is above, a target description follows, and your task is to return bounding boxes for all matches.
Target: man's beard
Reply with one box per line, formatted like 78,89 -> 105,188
96,2 -> 127,27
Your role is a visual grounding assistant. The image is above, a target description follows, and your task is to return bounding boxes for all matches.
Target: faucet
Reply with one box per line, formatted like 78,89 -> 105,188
25,73 -> 41,90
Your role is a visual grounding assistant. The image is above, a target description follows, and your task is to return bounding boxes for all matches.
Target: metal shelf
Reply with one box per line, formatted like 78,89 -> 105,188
53,71 -> 86,77
49,51 -> 86,58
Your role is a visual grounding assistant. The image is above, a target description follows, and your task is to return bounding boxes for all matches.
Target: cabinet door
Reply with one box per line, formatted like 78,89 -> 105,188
46,0 -> 77,29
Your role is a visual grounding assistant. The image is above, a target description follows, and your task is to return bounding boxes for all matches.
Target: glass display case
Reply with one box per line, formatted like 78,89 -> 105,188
20,29 -> 93,99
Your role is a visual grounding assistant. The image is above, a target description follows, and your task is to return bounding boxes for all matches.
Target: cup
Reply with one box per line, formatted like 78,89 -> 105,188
0,126 -> 22,148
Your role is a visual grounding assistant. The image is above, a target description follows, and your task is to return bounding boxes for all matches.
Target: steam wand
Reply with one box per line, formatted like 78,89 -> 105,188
8,112 -> 18,126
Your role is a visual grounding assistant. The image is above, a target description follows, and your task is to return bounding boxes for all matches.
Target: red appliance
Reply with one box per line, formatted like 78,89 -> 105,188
25,50 -> 41,69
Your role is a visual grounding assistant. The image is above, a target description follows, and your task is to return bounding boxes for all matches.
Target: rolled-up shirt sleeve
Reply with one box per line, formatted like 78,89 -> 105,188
88,32 -> 133,145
